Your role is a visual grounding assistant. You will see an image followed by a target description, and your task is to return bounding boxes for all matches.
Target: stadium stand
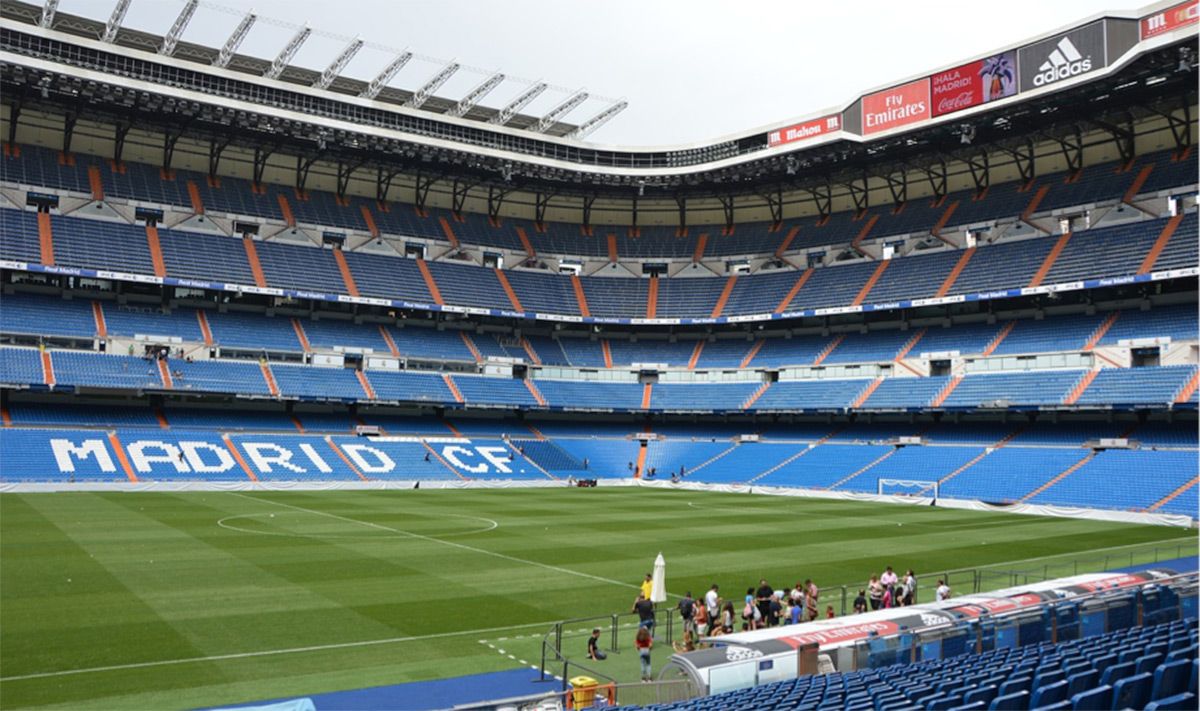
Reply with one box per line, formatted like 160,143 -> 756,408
623,618 -> 1200,711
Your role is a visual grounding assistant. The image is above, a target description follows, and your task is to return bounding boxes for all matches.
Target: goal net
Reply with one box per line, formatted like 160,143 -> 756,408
878,479 -> 939,499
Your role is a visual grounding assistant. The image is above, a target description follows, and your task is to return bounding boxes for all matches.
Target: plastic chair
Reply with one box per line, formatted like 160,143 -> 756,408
963,686 -> 998,707
1069,684 -> 1111,710
1033,670 -> 1066,692
1029,680 -> 1069,708
1099,661 -> 1136,688
1137,653 -> 1167,676
997,677 -> 1031,697
987,691 -> 1029,710
1152,658 -> 1192,701
1145,692 -> 1197,710
1111,672 -> 1153,710
1066,669 -> 1098,698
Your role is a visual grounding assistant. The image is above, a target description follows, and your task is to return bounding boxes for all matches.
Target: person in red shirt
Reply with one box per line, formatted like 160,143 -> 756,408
635,626 -> 653,681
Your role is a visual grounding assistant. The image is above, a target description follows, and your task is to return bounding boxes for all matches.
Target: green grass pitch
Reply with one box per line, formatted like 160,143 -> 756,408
1,488 -> 1195,709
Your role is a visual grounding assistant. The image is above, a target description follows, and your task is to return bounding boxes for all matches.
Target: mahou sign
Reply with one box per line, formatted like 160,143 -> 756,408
930,51 -> 1017,117
1141,0 -> 1199,39
768,114 -> 842,148
861,79 -> 930,135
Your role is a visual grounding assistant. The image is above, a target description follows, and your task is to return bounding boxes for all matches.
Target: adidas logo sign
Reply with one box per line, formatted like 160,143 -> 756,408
1033,37 -> 1093,87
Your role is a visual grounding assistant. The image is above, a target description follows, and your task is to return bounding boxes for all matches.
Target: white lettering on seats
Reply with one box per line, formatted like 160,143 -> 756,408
243,443 -> 305,473
298,443 -> 333,473
128,441 -> 190,473
477,446 -> 513,474
50,439 -> 116,473
442,446 -> 487,473
180,442 -> 235,474
341,444 -> 395,474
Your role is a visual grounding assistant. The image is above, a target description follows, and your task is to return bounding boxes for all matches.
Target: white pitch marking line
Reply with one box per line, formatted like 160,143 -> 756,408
0,619 -> 559,683
230,492 -> 665,596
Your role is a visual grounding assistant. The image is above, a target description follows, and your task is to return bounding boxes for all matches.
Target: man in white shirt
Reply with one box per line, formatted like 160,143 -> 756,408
936,579 -> 951,601
704,584 -> 721,634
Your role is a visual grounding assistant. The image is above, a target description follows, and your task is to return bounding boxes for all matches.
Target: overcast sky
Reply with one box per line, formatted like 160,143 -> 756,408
59,0 -> 1119,146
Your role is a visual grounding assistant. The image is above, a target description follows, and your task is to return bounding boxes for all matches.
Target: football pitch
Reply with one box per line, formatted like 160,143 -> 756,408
1,488 -> 1195,710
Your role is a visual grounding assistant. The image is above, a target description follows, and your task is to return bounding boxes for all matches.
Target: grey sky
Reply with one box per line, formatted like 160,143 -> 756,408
59,0 -> 1119,146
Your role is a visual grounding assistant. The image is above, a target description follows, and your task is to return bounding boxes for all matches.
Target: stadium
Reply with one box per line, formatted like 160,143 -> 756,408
0,0 -> 1198,708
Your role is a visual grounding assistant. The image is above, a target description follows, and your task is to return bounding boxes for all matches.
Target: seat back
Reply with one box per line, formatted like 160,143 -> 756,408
1112,672 -> 1153,711
1152,659 -> 1193,701
987,690 -> 1029,710
1069,684 -> 1111,710
1030,679 -> 1069,707
1145,691 -> 1196,711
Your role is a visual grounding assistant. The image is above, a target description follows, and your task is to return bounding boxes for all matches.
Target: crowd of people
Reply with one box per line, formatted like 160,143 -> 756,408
589,567 -> 954,682
676,567 -> 952,641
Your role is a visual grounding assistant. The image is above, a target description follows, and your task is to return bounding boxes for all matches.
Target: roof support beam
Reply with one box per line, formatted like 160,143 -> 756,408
534,190 -> 555,227
1090,113 -> 1135,165
447,73 -> 505,118
407,61 -> 460,109
361,52 -> 413,100
581,193 -> 596,228
265,25 -> 312,80
965,149 -> 989,194
718,195 -> 735,231
413,173 -> 436,213
215,11 -> 257,69
569,100 -> 628,140
490,81 -> 547,126
101,0 -> 131,43
160,0 -> 198,56
39,0 -> 58,28
375,165 -> 401,203
487,185 -> 512,223
336,159 -> 365,197
208,135 -> 232,179
532,90 -> 588,133
315,37 -> 364,90
1004,138 -> 1036,183
809,183 -> 832,220
450,178 -> 474,217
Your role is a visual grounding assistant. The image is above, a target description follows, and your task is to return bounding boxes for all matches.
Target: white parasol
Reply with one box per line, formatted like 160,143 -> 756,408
651,552 -> 667,603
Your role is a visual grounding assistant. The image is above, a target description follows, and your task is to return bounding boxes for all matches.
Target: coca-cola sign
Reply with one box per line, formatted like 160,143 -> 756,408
861,78 -> 930,135
930,51 -> 1017,117
768,114 -> 842,148
1141,0 -> 1198,39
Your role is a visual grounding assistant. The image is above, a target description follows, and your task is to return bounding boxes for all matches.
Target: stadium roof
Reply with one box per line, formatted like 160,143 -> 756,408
1,0 -> 1196,204
1,0 -> 630,138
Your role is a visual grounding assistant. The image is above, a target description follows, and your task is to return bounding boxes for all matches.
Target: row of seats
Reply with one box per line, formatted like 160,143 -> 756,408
5,403 -> 1195,446
3,144 -> 1192,260
2,411 -> 1194,515
3,347 -> 1196,411
2,206 -> 1195,320
626,618 -> 1199,711
5,292 -> 1196,368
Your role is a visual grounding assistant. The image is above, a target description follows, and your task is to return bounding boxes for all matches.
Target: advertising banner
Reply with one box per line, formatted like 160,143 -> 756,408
1018,21 -> 1107,91
930,51 -> 1017,117
861,78 -> 930,135
1141,0 -> 1199,39
768,114 -> 842,147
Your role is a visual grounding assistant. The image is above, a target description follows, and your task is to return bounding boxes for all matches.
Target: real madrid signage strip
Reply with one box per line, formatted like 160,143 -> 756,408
2,259 -> 1194,330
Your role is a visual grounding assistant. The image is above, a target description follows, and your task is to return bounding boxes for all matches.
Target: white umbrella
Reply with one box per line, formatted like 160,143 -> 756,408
651,552 -> 667,603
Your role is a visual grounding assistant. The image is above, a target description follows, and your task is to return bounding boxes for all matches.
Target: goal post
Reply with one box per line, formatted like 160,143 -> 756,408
878,478 -> 939,499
